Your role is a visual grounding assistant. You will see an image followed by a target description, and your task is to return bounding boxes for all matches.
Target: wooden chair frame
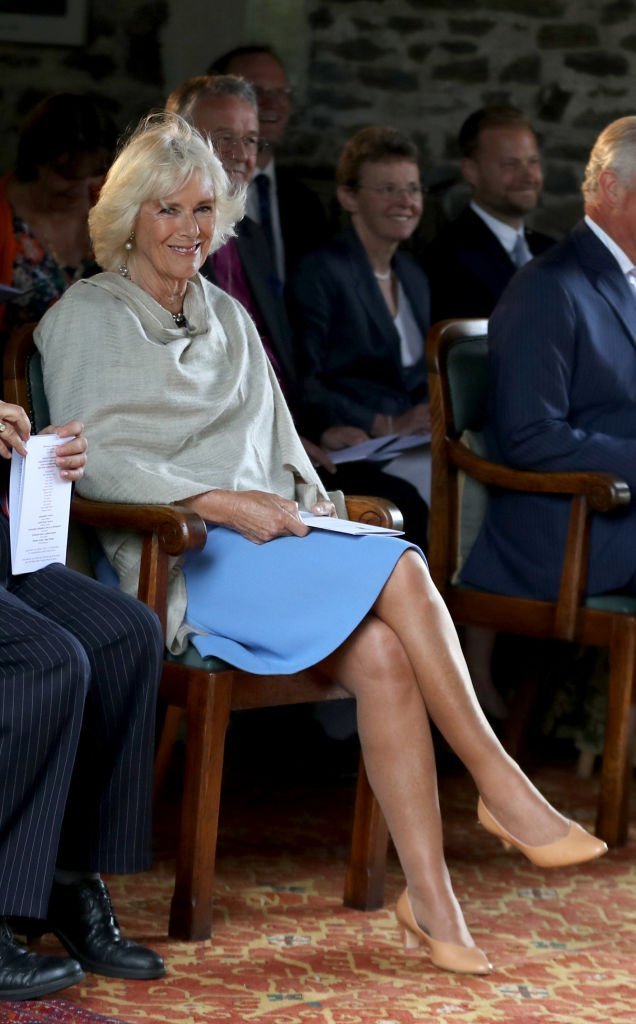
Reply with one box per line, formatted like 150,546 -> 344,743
427,317 -> 636,847
4,323 -> 393,940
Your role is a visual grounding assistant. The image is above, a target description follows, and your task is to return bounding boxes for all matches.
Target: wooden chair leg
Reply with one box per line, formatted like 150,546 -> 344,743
343,752 -> 389,911
169,669 -> 234,940
153,705 -> 185,804
502,666 -> 541,763
501,638 -> 567,764
596,619 -> 636,847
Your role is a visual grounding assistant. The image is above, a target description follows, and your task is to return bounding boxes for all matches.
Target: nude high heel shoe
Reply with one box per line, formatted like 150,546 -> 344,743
395,889 -> 491,975
477,797 -> 608,868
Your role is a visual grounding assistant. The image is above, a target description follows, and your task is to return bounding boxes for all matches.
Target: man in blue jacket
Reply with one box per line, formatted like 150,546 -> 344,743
463,115 -> 636,600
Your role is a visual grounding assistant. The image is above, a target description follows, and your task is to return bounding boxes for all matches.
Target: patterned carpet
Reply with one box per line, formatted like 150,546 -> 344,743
0,1004 -> 124,1023
2,741 -> 635,1024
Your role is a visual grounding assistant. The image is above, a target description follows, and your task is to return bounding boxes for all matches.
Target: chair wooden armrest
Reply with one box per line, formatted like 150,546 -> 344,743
71,496 -> 208,554
447,445 -> 632,640
344,495 -> 403,530
71,496 -> 207,632
449,442 -> 631,513
72,494 -> 401,554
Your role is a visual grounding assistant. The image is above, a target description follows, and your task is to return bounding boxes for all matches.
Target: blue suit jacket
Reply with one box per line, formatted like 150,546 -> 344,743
289,227 -> 430,436
423,206 -> 555,322
462,220 -> 636,599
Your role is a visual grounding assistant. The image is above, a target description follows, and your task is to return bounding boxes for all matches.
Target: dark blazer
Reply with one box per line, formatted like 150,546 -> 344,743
461,220 -> 636,600
422,205 -> 555,322
289,227 -> 430,437
202,216 -> 300,399
275,166 -> 330,280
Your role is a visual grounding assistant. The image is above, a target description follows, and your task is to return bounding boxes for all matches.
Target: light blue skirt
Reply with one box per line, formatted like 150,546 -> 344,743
182,526 -> 422,674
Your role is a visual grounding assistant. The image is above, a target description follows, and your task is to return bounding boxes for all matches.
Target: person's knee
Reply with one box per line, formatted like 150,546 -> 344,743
392,549 -> 439,605
47,628 -> 92,698
99,588 -> 163,655
4,623 -> 91,736
353,617 -> 415,698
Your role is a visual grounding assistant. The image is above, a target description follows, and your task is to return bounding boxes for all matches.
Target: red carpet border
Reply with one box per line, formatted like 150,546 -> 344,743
0,1002 -> 125,1023
2,765 -> 634,1024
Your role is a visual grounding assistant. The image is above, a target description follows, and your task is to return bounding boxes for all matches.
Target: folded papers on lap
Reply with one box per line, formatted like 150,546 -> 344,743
299,511 -> 403,536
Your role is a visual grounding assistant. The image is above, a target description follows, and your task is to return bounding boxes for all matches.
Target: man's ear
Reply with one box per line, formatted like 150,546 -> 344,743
598,168 -> 623,210
461,156 -> 479,190
337,184 -> 358,214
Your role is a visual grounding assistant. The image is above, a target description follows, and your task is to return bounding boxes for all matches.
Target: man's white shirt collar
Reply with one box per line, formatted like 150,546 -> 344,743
470,200 -> 525,255
584,213 -> 634,276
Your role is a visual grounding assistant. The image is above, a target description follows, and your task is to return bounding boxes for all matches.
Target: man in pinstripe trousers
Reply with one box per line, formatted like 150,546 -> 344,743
0,399 -> 165,1000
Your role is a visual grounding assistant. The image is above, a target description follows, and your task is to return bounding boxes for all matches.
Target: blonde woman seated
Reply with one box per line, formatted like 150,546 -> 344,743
35,114 -> 606,977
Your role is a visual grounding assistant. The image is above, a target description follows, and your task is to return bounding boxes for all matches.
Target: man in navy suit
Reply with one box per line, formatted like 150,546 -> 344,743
462,115 -> 636,600
423,106 -> 555,322
207,45 -> 329,282
0,401 -> 164,1000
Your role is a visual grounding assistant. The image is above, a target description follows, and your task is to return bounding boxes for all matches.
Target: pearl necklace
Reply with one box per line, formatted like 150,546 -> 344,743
116,264 -> 190,328
373,269 -> 392,281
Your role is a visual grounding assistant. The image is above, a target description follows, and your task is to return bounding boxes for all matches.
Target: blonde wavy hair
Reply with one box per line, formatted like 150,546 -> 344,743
582,115 -> 636,202
89,112 -> 245,271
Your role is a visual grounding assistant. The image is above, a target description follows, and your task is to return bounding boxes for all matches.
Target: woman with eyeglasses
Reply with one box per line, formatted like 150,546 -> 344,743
289,126 -> 432,507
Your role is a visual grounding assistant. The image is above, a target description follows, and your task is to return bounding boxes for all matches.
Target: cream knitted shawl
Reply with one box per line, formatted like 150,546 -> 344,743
35,271 -> 330,651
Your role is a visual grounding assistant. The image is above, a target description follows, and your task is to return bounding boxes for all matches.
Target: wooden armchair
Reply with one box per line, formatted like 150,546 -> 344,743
427,317 -> 636,847
4,323 -> 394,940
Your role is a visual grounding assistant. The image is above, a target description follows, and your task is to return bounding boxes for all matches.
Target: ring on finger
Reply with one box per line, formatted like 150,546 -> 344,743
0,422 -> 6,434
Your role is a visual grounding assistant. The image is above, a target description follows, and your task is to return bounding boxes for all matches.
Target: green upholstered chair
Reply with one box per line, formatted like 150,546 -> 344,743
427,317 -> 636,847
4,323 -> 395,940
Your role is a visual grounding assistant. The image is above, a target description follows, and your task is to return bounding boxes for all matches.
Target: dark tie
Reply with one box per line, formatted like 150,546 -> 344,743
254,173 -> 275,260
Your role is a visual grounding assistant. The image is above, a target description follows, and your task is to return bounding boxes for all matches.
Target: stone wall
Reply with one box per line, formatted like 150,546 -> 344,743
283,0 -> 636,235
1,0 -> 636,236
0,0 -> 171,166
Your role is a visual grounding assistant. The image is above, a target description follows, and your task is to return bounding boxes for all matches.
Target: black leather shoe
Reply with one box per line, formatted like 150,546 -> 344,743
0,920 -> 84,1000
47,879 -> 165,980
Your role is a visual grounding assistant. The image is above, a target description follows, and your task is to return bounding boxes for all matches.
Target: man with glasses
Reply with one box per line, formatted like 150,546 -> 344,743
166,74 -> 303,419
208,45 -> 329,281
